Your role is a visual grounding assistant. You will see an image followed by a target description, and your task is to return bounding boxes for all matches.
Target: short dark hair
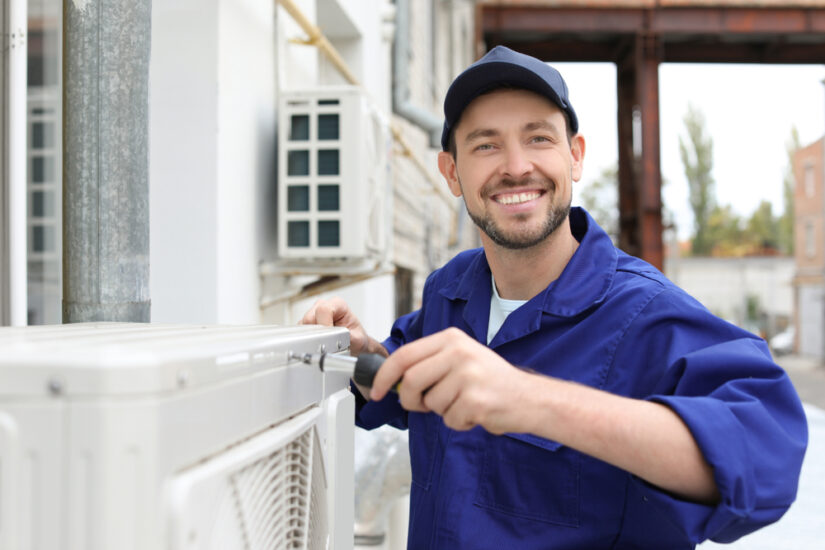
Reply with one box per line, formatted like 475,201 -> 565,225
446,85 -> 576,159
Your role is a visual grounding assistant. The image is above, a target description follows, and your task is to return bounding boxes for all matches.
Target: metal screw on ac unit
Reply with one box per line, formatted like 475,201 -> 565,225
337,339 -> 344,351
47,379 -> 63,396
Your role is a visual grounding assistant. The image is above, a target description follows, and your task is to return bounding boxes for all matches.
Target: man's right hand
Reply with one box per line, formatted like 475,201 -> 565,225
299,297 -> 387,358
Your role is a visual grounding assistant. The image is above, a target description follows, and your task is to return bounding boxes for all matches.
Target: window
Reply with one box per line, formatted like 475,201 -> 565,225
804,163 -> 815,198
805,221 -> 816,259
26,1 -> 62,325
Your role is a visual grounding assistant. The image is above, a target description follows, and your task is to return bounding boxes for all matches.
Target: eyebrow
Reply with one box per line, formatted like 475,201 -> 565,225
464,128 -> 499,144
463,120 -> 562,145
524,120 -> 562,136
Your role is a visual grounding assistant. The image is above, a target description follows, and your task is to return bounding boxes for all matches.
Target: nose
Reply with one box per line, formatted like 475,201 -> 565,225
500,143 -> 533,180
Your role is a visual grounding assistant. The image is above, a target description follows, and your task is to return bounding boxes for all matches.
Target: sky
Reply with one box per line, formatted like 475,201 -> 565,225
558,62 -> 825,240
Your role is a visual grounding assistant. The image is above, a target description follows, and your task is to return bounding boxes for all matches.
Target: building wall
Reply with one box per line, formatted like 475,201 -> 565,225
792,137 -> 825,358
665,256 -> 795,335
388,0 -> 478,312
794,137 -> 825,273
150,0 -> 277,324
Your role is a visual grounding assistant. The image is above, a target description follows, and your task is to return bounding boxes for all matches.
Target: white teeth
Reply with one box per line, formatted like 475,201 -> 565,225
496,192 -> 540,205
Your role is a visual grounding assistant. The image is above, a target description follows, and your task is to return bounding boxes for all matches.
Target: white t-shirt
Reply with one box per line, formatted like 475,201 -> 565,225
487,274 -> 528,344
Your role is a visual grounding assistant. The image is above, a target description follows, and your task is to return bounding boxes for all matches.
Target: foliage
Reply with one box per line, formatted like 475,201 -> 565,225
579,165 -> 619,243
679,104 -> 716,255
703,204 -> 743,256
746,200 -> 779,250
778,127 -> 800,254
679,106 -> 794,258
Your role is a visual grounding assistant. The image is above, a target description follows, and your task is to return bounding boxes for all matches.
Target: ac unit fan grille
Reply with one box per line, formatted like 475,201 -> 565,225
229,427 -> 328,550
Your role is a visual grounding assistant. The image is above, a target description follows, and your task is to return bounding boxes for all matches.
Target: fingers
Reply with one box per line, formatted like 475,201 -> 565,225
299,297 -> 373,356
299,297 -> 349,326
370,328 -> 464,401
371,328 -> 531,434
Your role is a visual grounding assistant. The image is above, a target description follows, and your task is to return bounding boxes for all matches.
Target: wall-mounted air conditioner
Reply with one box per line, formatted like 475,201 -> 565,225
277,86 -> 390,261
0,323 -> 354,550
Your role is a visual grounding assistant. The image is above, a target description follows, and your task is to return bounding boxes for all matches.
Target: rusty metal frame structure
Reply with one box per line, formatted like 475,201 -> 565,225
478,1 -> 825,268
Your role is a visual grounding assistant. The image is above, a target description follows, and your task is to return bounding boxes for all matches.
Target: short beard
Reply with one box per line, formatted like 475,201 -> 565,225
467,200 -> 571,249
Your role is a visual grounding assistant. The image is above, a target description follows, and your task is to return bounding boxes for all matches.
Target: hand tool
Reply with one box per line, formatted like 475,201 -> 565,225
291,351 -> 399,393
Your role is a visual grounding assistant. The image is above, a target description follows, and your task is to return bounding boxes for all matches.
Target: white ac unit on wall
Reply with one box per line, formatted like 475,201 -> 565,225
0,323 -> 354,550
277,86 -> 390,261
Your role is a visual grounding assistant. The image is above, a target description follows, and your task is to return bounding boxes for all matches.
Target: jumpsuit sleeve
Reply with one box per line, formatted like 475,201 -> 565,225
613,288 -> 808,544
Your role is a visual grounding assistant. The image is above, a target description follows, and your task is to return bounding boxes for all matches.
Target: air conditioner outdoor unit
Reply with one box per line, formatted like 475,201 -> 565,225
0,323 -> 354,550
277,86 -> 390,261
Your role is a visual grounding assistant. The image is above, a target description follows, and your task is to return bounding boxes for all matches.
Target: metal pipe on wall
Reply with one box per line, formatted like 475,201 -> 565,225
62,0 -> 151,322
393,0 -> 442,149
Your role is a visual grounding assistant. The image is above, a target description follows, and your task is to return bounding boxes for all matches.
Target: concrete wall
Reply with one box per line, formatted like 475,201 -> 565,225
150,0 -> 276,323
665,255 -> 795,333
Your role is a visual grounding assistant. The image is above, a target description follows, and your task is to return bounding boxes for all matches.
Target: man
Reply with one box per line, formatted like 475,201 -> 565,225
301,46 -> 807,548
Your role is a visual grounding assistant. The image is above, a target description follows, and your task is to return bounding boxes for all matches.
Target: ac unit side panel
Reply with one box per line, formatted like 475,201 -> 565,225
66,398 -> 161,550
0,401 -> 66,550
0,412 -> 17,550
325,388 -> 355,550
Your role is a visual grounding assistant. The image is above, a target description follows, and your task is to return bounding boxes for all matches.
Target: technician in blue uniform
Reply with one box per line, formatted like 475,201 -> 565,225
301,46 -> 807,549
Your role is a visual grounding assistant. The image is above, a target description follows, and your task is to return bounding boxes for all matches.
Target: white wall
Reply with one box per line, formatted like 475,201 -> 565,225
150,0 -> 276,324
289,274 -> 396,343
665,256 -> 795,326
150,0 -> 220,323
216,0 -> 276,322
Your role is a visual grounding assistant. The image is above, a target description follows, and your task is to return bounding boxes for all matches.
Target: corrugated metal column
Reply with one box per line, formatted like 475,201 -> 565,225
62,0 -> 151,322
615,32 -> 664,270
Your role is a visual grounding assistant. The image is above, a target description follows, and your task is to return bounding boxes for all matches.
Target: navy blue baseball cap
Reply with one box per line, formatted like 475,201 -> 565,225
441,46 -> 578,151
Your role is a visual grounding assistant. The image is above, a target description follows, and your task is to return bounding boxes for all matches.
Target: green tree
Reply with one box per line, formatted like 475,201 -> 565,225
579,165 -> 618,243
778,127 -> 800,254
679,104 -> 716,255
745,200 -> 779,250
704,204 -> 743,256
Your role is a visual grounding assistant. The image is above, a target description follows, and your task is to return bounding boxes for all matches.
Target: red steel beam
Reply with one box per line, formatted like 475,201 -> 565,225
482,5 -> 825,35
483,37 -> 825,64
616,49 -> 640,257
638,34 -> 664,270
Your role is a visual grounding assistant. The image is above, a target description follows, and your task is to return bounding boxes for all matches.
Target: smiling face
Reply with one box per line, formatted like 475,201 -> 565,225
438,88 -> 585,250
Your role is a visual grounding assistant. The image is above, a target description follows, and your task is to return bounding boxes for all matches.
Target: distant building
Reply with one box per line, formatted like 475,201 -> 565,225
792,137 -> 825,359
664,255 -> 794,339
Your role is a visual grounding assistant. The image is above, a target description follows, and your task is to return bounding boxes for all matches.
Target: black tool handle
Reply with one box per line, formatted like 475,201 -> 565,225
353,353 -> 399,393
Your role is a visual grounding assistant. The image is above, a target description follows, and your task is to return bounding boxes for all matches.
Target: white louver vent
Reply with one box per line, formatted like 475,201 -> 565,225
277,86 -> 390,261
168,407 -> 329,550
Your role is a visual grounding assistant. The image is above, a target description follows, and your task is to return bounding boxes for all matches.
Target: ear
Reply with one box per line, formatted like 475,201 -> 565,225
569,133 -> 586,182
438,151 -> 463,197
